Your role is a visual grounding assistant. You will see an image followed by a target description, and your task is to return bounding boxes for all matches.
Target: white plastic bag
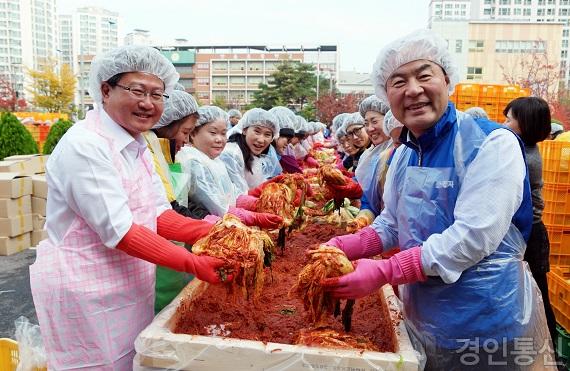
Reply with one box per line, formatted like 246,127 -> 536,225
14,316 -> 46,371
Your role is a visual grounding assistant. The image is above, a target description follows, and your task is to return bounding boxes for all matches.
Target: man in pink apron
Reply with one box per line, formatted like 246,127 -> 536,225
29,46 -> 230,370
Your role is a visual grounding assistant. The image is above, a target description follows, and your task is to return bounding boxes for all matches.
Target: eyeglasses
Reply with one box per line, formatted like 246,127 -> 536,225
115,83 -> 169,103
346,125 -> 364,138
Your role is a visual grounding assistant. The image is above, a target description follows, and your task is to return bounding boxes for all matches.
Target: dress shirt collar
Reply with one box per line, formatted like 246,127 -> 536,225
100,108 -> 147,153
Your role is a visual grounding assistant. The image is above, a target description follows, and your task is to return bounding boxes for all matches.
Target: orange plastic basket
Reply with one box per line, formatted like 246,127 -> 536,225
0,338 -> 47,371
540,141 -> 570,186
548,266 -> 570,333
545,225 -> 570,267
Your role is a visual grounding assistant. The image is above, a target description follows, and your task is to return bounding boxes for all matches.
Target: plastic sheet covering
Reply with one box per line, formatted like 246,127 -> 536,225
176,146 -> 240,216
15,316 -> 47,371
133,283 -> 424,371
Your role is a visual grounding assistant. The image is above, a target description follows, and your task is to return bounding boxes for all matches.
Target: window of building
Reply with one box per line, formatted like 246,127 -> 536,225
495,40 -> 547,53
562,0 -> 570,5
455,39 -> 463,53
197,92 -> 209,99
524,8 -> 531,15
537,8 -> 545,15
484,0 -> 492,3
469,40 -> 485,51
212,76 -> 228,86
564,39 -> 569,48
514,0 -> 521,4
562,50 -> 568,58
466,67 -> 483,80
538,0 -> 545,5
499,8 -> 511,15
197,78 -> 209,85
499,0 -> 510,4
514,8 -> 522,15
564,29 -> 569,37
561,8 -> 569,16
196,62 -> 209,70
548,0 -> 555,4
547,8 -> 555,15
230,76 -> 245,86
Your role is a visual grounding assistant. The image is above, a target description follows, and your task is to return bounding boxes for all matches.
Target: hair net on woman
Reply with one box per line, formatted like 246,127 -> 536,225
465,107 -> 489,120
196,106 -> 229,128
382,110 -> 404,136
336,120 -> 348,142
332,113 -> 350,132
174,83 -> 186,91
371,29 -> 459,106
153,90 -> 198,129
269,106 -> 296,137
359,95 -> 390,117
89,45 -> 179,105
227,109 -> 242,119
240,108 -> 280,139
345,112 -> 365,129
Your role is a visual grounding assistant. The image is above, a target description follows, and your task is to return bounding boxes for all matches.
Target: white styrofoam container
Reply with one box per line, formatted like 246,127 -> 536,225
135,281 -> 421,371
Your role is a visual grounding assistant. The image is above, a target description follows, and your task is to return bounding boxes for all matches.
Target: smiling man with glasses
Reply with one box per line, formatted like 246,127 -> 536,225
29,45 -> 231,370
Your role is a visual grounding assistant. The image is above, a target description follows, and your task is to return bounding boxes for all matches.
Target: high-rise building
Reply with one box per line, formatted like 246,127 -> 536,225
124,29 -> 153,46
58,6 -> 121,107
0,0 -> 58,99
430,0 -> 570,85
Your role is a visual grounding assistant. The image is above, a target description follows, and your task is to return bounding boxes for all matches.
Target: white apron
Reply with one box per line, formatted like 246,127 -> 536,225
30,110 -> 157,370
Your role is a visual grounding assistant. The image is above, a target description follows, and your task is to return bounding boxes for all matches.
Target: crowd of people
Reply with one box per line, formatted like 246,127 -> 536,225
28,28 -> 564,370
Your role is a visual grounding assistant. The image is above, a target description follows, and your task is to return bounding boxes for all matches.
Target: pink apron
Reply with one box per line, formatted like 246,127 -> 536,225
30,110 -> 157,370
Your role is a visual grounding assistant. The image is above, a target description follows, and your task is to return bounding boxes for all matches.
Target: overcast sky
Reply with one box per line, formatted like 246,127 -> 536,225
57,0 -> 429,73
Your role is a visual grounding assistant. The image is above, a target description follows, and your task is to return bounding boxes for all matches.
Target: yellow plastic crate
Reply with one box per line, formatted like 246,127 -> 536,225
545,225 -> 570,266
548,266 -> 570,333
0,338 -> 47,371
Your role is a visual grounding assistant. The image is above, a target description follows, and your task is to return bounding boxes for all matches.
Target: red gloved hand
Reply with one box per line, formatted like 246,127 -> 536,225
328,179 -> 363,200
305,156 -> 319,168
247,175 -> 286,197
236,194 -> 259,210
228,207 -> 283,229
117,223 -> 230,284
157,209 -> 213,245
321,247 -> 425,299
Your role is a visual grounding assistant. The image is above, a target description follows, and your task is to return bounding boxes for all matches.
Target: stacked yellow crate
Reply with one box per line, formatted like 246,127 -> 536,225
540,141 -> 570,355
452,83 -> 530,122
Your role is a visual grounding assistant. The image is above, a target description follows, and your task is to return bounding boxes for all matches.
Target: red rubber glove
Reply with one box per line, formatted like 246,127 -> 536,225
247,175 -> 286,197
228,207 -> 283,229
117,223 -> 230,283
321,246 -> 425,299
157,209 -> 213,245
325,226 -> 382,260
313,142 -> 324,149
236,194 -> 259,210
305,156 -> 319,168
328,180 -> 363,200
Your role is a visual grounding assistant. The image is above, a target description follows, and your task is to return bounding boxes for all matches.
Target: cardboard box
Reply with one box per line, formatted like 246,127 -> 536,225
0,195 -> 31,218
0,173 -> 32,198
32,197 -> 46,216
0,232 -> 31,256
4,154 -> 49,174
31,229 -> 47,246
32,213 -> 46,230
31,174 -> 47,199
0,213 -> 32,237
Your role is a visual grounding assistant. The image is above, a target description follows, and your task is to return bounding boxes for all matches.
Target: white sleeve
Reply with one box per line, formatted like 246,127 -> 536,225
219,147 -> 250,195
371,147 -> 402,251
421,130 -> 525,283
144,149 -> 172,216
50,136 -> 133,248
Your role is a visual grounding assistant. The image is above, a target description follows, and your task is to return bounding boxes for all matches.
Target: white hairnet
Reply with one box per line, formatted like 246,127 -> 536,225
345,112 -> 365,129
89,45 -> 179,104
465,107 -> 489,120
359,95 -> 389,117
240,108 -> 280,140
293,115 -> 309,135
153,90 -> 199,129
371,29 -> 459,106
174,83 -> 186,91
196,106 -> 229,127
268,106 -> 295,130
332,113 -> 350,132
227,109 -> 242,118
383,110 -> 404,136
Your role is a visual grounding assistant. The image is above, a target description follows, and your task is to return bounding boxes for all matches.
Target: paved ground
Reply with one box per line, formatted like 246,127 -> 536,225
0,248 -> 37,339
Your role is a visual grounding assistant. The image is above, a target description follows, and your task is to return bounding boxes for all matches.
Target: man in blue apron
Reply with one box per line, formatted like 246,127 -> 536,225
322,30 -> 555,370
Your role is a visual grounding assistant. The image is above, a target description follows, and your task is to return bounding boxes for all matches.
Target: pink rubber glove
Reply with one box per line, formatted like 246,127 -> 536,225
305,156 -> 319,168
228,207 -> 283,229
325,226 -> 382,260
204,215 -> 221,224
235,194 -> 258,210
322,246 -> 426,299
